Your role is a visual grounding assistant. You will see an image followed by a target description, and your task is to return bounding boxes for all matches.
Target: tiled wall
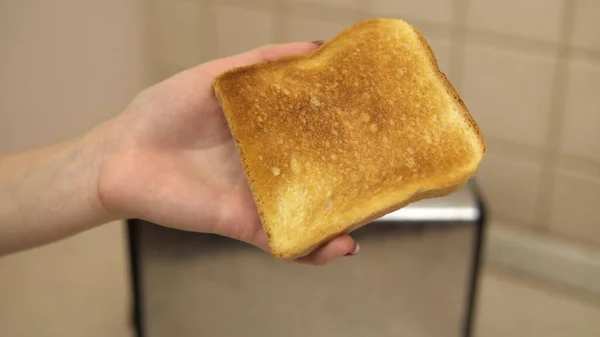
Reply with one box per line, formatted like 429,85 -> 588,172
0,0 -> 145,335
147,0 -> 600,248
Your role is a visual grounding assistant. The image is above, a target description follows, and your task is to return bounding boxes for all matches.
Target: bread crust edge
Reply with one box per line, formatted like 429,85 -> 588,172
213,18 -> 486,260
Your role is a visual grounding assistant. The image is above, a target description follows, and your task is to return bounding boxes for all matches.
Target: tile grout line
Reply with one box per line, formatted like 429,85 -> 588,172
484,136 -> 546,160
138,0 -> 157,86
272,0 -> 287,44
485,135 -> 598,176
358,0 -> 369,21
463,28 -> 600,64
140,0 -> 153,83
466,28 -> 558,54
570,46 -> 600,64
491,216 -> 591,259
486,224 -> 600,300
277,1 -> 359,24
493,214 -> 600,250
532,0 -> 578,231
282,1 -> 456,39
206,0 -> 219,60
205,0 -> 219,59
212,0 -> 600,64
452,0 -> 469,93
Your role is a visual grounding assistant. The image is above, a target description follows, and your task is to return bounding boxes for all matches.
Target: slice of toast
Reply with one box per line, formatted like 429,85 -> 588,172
213,19 -> 486,259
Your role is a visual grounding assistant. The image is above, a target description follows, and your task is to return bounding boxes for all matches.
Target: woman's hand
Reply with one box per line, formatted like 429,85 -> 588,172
98,43 -> 358,265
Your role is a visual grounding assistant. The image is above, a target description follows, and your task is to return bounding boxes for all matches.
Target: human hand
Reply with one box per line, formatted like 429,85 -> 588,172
98,43 -> 359,265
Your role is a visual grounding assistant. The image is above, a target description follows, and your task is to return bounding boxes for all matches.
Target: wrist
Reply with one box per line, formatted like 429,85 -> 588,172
0,119 -> 122,253
95,114 -> 140,221
77,119 -> 124,224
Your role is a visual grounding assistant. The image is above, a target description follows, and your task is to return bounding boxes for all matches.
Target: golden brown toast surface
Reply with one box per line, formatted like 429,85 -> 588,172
213,19 -> 485,259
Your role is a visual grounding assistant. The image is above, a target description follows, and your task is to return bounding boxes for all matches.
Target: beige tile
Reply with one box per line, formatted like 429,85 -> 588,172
0,0 -> 146,151
282,14 -> 456,89
286,1 -> 359,27
560,58 -> 600,162
427,37 -> 453,78
283,13 -> 357,43
283,13 -> 455,84
486,223 -> 600,296
0,1 -> 139,333
410,24 -> 456,83
466,0 -> 564,43
557,153 -> 600,178
411,21 -> 454,40
369,0 -> 455,25
150,0 -> 207,68
483,137 -> 547,163
475,267 -> 600,337
0,223 -> 131,337
465,28 -> 557,55
476,151 -> 543,225
214,0 -> 273,10
216,5 -> 275,58
548,169 -> 600,246
462,43 -> 556,148
571,0 -> 600,51
290,0 -> 361,10
152,60 -> 186,83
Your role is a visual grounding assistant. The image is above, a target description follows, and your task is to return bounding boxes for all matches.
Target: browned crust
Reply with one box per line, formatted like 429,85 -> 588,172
214,20 -> 381,88
215,19 -> 485,157
214,18 -> 485,259
213,89 -> 275,246
213,88 -> 271,241
277,181 -> 467,260
409,25 -> 487,155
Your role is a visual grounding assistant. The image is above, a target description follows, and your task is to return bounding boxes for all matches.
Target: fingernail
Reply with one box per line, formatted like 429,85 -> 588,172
311,40 -> 324,47
344,243 -> 360,256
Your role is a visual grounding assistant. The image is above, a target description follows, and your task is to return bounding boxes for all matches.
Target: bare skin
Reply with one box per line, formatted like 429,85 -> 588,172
0,42 -> 358,265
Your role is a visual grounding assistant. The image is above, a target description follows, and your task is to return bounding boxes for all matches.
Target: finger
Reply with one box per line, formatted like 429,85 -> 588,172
237,42 -> 321,63
250,225 -> 270,252
296,235 -> 358,266
200,42 -> 321,77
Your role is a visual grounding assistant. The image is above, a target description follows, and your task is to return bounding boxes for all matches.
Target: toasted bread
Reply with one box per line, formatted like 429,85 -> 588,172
213,19 -> 486,259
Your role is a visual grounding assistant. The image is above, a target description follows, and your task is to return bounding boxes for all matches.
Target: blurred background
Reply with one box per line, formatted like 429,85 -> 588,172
1,0 -> 599,336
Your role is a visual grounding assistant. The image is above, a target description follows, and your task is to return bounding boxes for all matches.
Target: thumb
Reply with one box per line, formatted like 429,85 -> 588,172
200,42 -> 322,78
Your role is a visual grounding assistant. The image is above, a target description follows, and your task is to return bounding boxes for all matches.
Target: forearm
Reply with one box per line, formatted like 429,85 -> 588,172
0,124 -> 116,254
